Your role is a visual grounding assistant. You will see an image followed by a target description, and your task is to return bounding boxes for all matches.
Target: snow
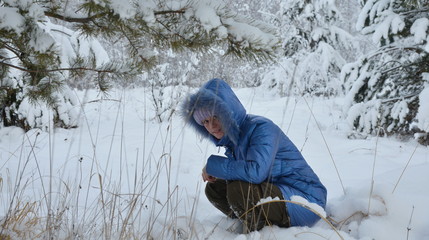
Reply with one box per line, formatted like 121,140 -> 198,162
16,97 -> 52,130
193,1 -> 223,32
357,0 -> 406,44
41,20 -> 110,68
223,18 -> 276,49
1,0 -> 429,239
416,74 -> 429,131
389,100 -> 409,126
256,196 -> 280,205
136,0 -> 156,24
372,12 -> 400,45
191,0 -> 278,50
29,23 -> 56,52
411,18 -> 429,45
109,0 -> 136,19
0,7 -> 25,33
290,195 -> 327,218
1,87 -> 428,239
390,14 -> 405,34
1,5 -> 109,69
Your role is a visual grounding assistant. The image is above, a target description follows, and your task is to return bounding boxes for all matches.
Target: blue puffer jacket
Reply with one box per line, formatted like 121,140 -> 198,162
181,78 -> 327,227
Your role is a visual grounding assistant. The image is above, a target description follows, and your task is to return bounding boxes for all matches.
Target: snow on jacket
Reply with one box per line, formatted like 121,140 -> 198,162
181,78 -> 327,227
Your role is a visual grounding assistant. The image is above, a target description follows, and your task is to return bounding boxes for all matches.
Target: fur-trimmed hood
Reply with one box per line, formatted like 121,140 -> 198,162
180,79 -> 246,145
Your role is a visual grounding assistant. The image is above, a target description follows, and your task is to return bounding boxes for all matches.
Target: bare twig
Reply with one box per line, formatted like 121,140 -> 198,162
368,127 -> 382,214
1,132 -> 40,233
392,123 -> 429,193
406,206 -> 415,240
392,142 -> 421,194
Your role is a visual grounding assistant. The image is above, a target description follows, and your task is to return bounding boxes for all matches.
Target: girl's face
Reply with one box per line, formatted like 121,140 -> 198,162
202,116 -> 224,139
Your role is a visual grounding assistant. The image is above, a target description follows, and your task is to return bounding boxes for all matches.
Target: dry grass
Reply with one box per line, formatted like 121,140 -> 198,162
0,140 -> 193,239
1,87 -> 419,240
0,92 -> 199,240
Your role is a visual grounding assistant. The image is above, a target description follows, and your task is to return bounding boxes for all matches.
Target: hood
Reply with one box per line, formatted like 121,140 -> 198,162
180,78 -> 246,145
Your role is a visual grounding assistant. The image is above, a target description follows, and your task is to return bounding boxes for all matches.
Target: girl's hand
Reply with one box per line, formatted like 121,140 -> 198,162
202,166 -> 216,182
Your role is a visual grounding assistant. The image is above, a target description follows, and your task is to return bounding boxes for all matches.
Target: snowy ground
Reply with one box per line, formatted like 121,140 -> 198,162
0,87 -> 428,240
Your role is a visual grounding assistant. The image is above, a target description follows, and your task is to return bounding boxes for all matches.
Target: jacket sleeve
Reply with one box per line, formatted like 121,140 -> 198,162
206,121 -> 280,183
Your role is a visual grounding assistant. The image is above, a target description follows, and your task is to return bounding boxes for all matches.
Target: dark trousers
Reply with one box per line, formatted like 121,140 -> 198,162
205,180 -> 290,232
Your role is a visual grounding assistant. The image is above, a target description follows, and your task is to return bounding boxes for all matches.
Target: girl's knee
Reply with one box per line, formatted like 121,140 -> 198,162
226,181 -> 252,197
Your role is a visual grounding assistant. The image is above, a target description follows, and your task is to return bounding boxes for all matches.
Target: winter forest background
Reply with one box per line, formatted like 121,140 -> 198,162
1,0 -> 429,239
2,0 -> 428,140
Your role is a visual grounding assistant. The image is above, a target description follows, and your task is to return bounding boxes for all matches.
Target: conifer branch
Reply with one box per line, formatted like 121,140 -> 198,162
44,11 -> 109,23
44,8 -> 187,24
0,61 -> 115,74
154,9 -> 187,15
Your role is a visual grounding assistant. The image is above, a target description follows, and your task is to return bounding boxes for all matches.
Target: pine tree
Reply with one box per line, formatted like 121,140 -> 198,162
264,0 -> 360,96
343,0 -> 429,142
0,0 -> 278,130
